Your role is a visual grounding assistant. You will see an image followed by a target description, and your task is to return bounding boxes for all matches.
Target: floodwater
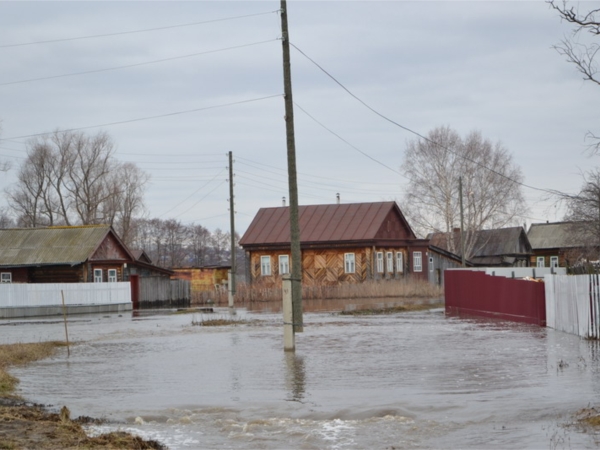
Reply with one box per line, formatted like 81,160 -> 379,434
3,301 -> 600,449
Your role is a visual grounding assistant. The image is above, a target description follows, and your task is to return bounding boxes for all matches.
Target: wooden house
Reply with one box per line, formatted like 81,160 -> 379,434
429,226 -> 532,267
239,201 -> 430,286
427,245 -> 472,286
527,221 -> 599,268
0,225 -> 136,284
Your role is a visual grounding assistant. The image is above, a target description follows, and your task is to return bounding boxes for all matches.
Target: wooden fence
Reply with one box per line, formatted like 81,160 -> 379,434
444,270 -> 546,326
0,282 -> 131,308
138,277 -> 190,306
545,274 -> 600,339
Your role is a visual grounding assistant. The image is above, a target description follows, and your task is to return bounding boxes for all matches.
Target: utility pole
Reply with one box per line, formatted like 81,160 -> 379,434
228,151 -> 236,308
459,176 -> 466,267
280,0 -> 303,334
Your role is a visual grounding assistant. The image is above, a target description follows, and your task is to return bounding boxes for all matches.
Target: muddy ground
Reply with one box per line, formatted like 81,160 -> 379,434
0,397 -> 166,449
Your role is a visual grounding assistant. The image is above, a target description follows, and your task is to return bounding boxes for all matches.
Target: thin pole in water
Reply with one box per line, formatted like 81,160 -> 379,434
61,290 -> 70,357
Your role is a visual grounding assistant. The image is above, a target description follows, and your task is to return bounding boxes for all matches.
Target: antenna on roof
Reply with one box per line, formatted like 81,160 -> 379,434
336,193 -> 340,204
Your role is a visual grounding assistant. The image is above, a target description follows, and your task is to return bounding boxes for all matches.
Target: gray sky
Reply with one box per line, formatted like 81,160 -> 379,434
1,1 -> 598,236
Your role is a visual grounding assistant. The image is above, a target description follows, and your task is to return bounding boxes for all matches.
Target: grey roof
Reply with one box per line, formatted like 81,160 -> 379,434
527,221 -> 594,250
429,227 -> 531,258
0,225 -> 114,267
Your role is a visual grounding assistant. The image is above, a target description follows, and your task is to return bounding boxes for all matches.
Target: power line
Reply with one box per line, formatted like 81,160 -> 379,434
290,42 -> 563,198
0,10 -> 280,48
0,40 -> 277,86
3,94 -> 282,141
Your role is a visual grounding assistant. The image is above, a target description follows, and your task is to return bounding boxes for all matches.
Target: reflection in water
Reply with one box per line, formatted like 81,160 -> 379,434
245,297 -> 441,313
284,352 -> 306,403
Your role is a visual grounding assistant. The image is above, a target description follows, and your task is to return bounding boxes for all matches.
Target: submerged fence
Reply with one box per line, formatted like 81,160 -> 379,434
0,282 -> 131,308
444,270 -> 546,326
545,274 -> 600,339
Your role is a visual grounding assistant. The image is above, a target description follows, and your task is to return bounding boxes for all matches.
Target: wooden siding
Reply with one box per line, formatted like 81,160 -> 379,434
139,277 -> 190,302
31,265 -> 84,283
171,267 -> 229,293
90,232 -> 130,261
248,247 -> 424,286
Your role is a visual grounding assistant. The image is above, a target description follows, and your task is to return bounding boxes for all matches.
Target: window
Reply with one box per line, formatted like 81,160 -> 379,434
550,256 -> 559,268
536,256 -> 545,268
344,253 -> 355,273
376,252 -> 384,273
386,252 -> 393,273
413,252 -> 422,272
279,255 -> 290,275
108,269 -> 117,282
429,256 -> 434,272
1,272 -> 11,283
396,252 -> 404,273
94,269 -> 103,283
261,256 -> 271,276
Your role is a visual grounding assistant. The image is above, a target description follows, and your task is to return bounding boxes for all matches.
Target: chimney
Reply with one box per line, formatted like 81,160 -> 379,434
336,193 -> 340,204
282,197 -> 286,207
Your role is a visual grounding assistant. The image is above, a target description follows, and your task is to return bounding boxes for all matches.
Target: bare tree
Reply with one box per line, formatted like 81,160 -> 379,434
189,224 -> 211,266
0,207 -> 15,228
402,126 -> 526,260
5,130 -> 148,230
211,228 -> 230,265
550,1 -> 600,152
562,169 -> 600,261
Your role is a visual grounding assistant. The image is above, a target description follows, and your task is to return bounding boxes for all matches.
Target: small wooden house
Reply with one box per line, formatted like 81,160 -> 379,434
0,225 -> 135,284
527,221 -> 598,268
239,201 -> 430,286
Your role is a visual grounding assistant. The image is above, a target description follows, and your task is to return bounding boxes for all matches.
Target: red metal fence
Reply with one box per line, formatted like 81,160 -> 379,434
445,270 -> 546,326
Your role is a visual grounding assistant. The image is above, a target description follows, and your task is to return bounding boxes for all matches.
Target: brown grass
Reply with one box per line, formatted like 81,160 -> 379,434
193,279 -> 443,304
340,302 -> 444,315
0,341 -> 67,397
576,407 -> 600,428
191,315 -> 246,327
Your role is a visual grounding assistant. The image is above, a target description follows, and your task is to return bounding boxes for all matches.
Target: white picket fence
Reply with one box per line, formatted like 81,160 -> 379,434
0,282 -> 131,308
545,274 -> 600,339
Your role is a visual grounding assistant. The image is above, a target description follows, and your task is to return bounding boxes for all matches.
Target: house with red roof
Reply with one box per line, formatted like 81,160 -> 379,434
239,201 -> 430,286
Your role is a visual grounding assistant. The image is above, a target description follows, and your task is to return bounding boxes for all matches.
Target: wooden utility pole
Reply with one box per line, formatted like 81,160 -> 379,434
280,0 -> 303,333
228,151 -> 236,307
459,176 -> 466,267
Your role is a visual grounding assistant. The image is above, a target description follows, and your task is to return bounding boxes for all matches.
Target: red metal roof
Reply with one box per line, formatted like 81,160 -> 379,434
239,201 -> 416,246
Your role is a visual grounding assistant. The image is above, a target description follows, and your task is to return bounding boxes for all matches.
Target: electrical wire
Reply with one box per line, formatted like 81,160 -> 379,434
290,42 -> 564,198
0,40 -> 277,86
3,94 -> 282,141
0,10 -> 280,48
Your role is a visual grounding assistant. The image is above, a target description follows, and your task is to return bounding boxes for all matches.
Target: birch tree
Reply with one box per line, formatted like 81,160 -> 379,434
401,126 -> 526,259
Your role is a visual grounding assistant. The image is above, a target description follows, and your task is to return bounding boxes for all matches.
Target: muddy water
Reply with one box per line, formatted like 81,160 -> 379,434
4,303 -> 600,449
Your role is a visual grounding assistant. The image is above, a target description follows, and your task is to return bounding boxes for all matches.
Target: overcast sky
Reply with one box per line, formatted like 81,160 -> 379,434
1,1 -> 598,236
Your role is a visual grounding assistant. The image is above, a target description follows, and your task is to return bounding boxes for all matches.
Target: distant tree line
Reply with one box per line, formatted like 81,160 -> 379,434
128,218 -> 244,271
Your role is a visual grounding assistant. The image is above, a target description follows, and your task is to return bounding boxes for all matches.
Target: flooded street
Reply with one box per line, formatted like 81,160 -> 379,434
3,303 -> 600,449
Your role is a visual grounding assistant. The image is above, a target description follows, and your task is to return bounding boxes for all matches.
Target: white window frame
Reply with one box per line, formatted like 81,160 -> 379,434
260,256 -> 271,276
396,252 -> 404,273
413,252 -> 423,272
94,269 -> 103,283
108,269 -> 117,282
279,255 -> 290,275
550,256 -> 559,268
386,252 -> 394,273
1,272 -> 11,283
376,252 -> 384,273
536,256 -> 545,268
344,253 -> 355,273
